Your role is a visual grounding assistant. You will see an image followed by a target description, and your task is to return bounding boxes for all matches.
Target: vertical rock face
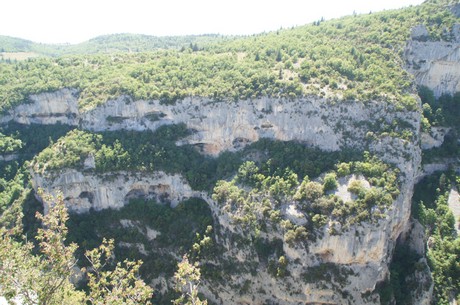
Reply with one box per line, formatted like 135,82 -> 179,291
4,89 -> 416,156
201,154 -> 420,305
451,3 -> 460,18
32,169 -> 203,214
448,187 -> 460,235
405,24 -> 460,98
26,89 -> 421,304
1,88 -> 80,125
80,96 -> 419,157
421,127 -> 450,150
411,24 -> 430,41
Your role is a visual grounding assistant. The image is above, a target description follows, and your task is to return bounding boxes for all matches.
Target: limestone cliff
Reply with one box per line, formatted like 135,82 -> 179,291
4,88 -> 418,157
32,169 -> 202,214
0,88 -> 79,125
25,89 -> 421,304
15,23 -> 460,304
405,23 -> 460,98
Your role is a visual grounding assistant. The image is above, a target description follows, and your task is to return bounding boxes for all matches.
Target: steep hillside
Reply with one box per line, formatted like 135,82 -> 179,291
0,1 -> 459,305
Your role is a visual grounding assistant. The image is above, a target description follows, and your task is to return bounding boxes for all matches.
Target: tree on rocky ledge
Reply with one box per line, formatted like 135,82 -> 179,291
0,190 -> 153,305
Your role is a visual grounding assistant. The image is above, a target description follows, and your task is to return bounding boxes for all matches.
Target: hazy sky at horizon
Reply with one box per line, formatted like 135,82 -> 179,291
2,0 -> 425,44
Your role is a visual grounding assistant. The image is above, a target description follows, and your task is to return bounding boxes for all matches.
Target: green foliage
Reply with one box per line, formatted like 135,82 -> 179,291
419,85 -> 436,107
0,123 -> 75,226
0,132 -> 22,154
423,130 -> 460,163
31,125 -> 362,193
336,162 -> 351,177
95,140 -> 130,172
0,36 -> 36,53
420,86 -> 460,163
246,138 -> 359,179
253,237 -> 283,262
284,225 -> 308,246
412,172 -> 460,304
420,86 -> 460,131
275,256 -> 288,278
33,129 -> 101,173
0,167 -> 27,213
0,33 -> 230,56
67,197 -> 214,282
34,190 -> 84,304
0,2 -> 458,302
302,263 -> 353,285
236,161 -> 259,185
323,172 -> 338,192
1,1 -> 458,113
173,255 -> 208,305
213,152 -> 399,240
294,180 -> 323,202
0,191 -> 77,305
84,238 -> 154,305
347,180 -> 364,196
0,191 -> 153,305
380,244 -> 423,305
0,123 -> 73,181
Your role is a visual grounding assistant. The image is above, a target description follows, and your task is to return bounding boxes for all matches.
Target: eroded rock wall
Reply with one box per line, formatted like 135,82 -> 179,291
32,169 -> 202,214
2,43 -> 430,303
0,88 -> 79,125
22,89 -> 422,304
3,88 -> 417,158
201,155 -> 420,305
80,96 -> 419,157
405,24 -> 460,98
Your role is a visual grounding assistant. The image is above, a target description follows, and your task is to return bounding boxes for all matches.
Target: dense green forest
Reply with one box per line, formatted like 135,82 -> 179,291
1,0 -> 458,113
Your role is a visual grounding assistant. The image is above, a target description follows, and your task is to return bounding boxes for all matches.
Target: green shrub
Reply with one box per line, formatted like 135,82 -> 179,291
323,172 -> 338,192
347,180 -> 364,195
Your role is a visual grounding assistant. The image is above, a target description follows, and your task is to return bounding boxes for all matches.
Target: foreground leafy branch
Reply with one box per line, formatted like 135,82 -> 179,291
84,238 -> 153,305
173,255 -> 207,305
0,189 -> 153,305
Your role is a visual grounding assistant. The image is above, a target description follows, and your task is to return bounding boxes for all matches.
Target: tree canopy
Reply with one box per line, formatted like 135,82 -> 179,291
0,1 -> 458,113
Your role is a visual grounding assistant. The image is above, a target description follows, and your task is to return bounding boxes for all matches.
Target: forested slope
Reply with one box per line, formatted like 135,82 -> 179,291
1,0 -> 457,113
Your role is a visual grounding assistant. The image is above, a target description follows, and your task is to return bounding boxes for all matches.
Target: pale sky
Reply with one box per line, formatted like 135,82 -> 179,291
2,0 -> 425,44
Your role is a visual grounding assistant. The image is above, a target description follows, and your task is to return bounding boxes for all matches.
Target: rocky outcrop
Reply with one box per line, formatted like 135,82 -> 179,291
411,24 -> 430,42
0,154 -> 18,162
451,3 -> 460,18
448,186 -> 460,235
8,37 -> 429,304
421,127 -> 450,150
32,169 -> 202,214
399,220 -> 434,305
26,89 -> 422,304
2,88 -> 418,159
200,166 -> 420,305
0,88 -> 79,125
3,13 -> 459,305
405,24 -> 460,98
418,163 -> 460,183
81,95 -> 420,157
